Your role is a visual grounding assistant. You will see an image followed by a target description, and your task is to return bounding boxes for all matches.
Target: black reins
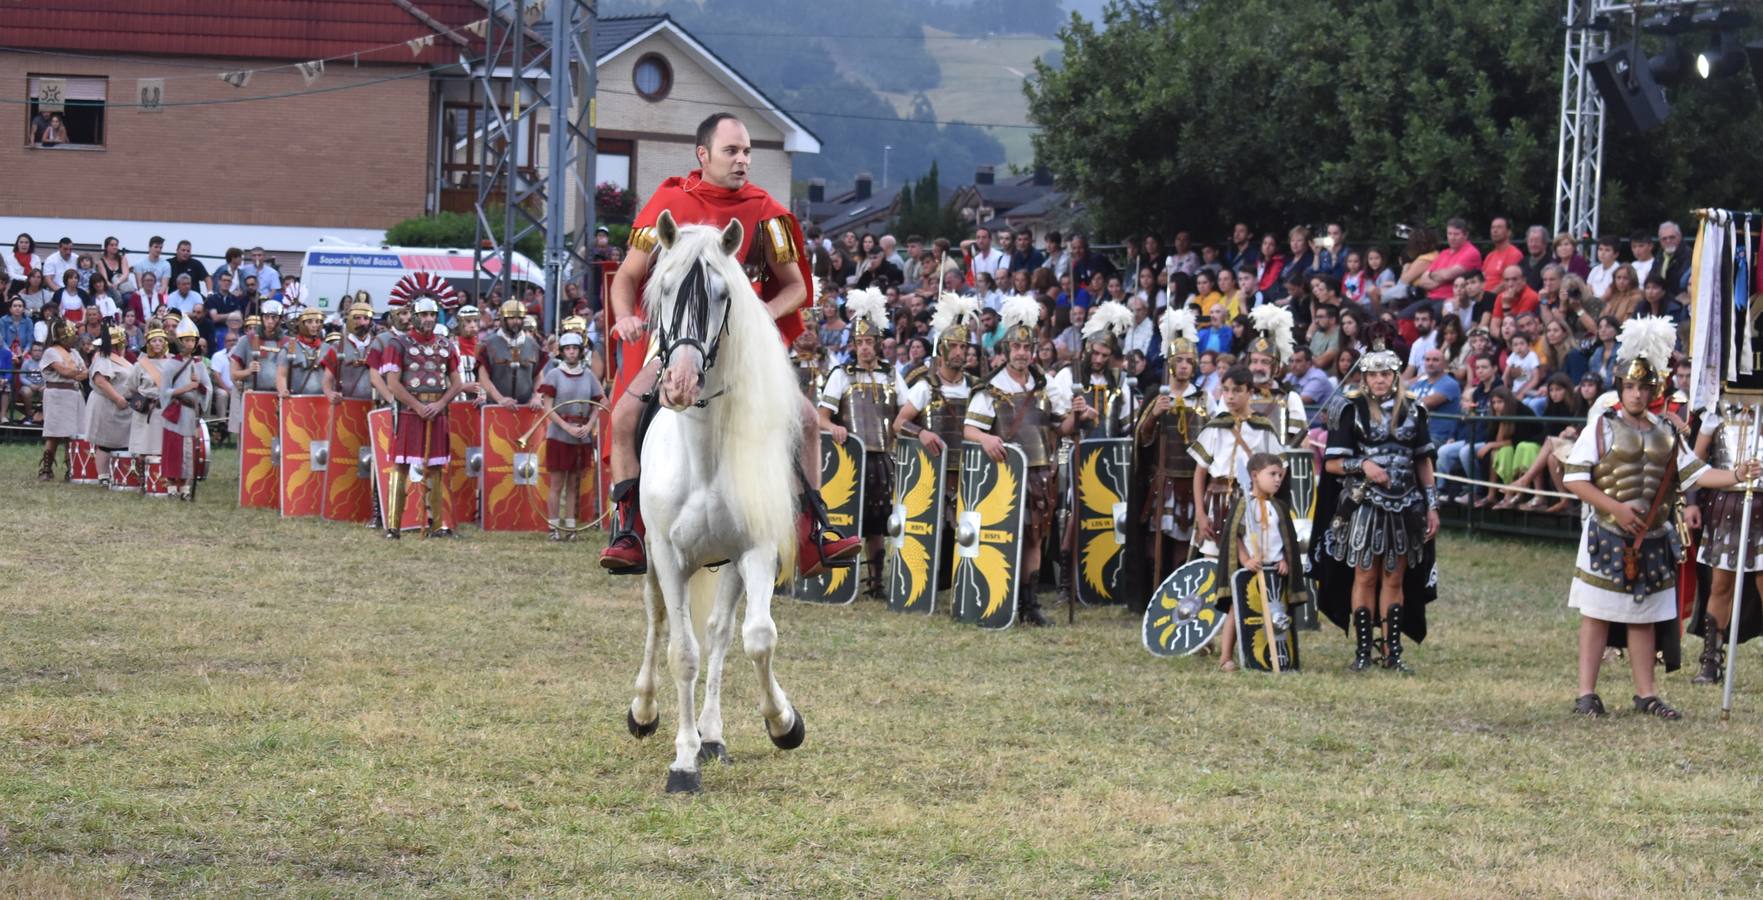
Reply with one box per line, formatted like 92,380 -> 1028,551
647,257 -> 732,408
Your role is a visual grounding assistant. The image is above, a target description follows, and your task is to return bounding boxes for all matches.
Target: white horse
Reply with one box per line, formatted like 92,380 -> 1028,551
625,211 -> 808,794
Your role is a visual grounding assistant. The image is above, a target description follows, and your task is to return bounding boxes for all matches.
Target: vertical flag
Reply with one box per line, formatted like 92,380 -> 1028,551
1741,215 -> 1753,376
1688,213 -> 1727,411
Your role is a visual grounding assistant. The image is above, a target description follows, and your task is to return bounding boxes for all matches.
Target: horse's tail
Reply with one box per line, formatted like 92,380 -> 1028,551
713,282 -> 803,569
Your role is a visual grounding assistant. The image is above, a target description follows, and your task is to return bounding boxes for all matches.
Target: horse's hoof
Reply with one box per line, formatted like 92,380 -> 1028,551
665,768 -> 702,794
627,708 -> 659,739
769,707 -> 806,751
697,741 -> 733,765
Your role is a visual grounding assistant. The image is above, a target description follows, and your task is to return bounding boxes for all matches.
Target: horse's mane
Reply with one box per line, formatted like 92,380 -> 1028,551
645,224 -> 802,565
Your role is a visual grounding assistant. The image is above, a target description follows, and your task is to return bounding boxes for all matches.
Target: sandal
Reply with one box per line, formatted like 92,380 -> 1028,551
1219,659 -> 1238,673
1544,500 -> 1573,514
1493,496 -> 1520,510
1573,693 -> 1607,717
1633,695 -> 1682,721
1474,495 -> 1497,509
1519,497 -> 1549,512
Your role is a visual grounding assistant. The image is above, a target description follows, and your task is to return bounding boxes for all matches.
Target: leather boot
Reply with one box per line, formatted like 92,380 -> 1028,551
1018,585 -> 1051,627
38,445 -> 54,481
795,488 -> 861,579
1348,607 -> 1375,672
1693,615 -> 1725,685
383,469 -> 407,539
598,479 -> 648,573
1384,604 -> 1414,674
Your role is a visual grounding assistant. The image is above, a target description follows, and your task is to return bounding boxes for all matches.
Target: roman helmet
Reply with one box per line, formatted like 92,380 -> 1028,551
1082,300 -> 1134,353
53,319 -> 79,346
559,331 -> 585,353
499,299 -> 526,323
1246,304 -> 1296,366
260,299 -> 285,318
1159,307 -> 1199,362
929,292 -> 981,361
1615,315 -> 1677,389
845,287 -> 889,343
998,293 -> 1042,345
560,314 -> 588,336
348,299 -> 375,320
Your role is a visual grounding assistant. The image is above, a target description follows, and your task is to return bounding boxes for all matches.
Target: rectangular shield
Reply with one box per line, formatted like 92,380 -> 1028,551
952,442 -> 1027,630
792,433 -> 865,605
237,390 -> 280,509
885,434 -> 946,615
480,404 -> 549,531
278,394 -> 329,517
446,400 -> 481,525
1232,567 -> 1300,672
369,406 -> 428,531
322,398 -> 374,523
1074,437 -> 1131,606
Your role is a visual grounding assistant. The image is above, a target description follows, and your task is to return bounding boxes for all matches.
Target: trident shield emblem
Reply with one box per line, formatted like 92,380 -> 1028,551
1074,436 -> 1131,606
951,442 -> 1027,630
885,434 -> 946,615
792,433 -> 865,605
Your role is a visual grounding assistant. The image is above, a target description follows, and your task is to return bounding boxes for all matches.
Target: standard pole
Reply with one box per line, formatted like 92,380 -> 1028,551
1721,404 -> 1757,720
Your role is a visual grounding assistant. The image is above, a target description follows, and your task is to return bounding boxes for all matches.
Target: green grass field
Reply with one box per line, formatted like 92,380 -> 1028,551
3,442 -> 1762,896
872,27 -> 1056,170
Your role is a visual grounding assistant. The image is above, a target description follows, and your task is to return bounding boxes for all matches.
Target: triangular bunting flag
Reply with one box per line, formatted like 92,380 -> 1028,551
219,70 -> 253,89
406,34 -> 436,56
466,18 -> 489,37
297,60 -> 325,86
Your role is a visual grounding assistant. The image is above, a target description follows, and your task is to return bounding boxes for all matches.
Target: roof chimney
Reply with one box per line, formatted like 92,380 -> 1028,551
854,172 -> 873,201
1032,164 -> 1053,187
808,179 -> 826,204
975,165 -> 995,186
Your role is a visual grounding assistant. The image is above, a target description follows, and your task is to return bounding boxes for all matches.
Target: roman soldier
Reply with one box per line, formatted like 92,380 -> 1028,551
963,294 -> 1077,627
791,326 -> 829,402
228,299 -> 286,395
538,330 -> 604,540
1687,401 -> 1763,684
1058,299 -> 1137,439
327,300 -> 378,402
37,319 -> 87,481
817,287 -> 898,597
1314,340 -> 1439,674
277,307 -> 335,399
1133,307 -> 1207,594
1561,317 -> 1759,719
478,299 -> 546,408
162,315 -> 212,500
596,111 -> 861,578
894,292 -> 982,591
367,297 -> 412,405
1237,304 -> 1308,447
377,296 -> 464,539
451,304 -> 483,398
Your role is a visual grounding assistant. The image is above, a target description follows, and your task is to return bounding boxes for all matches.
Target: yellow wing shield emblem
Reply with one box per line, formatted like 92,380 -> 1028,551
952,441 -> 1027,630
1074,437 -> 1131,606
790,433 -> 865,606
885,434 -> 946,615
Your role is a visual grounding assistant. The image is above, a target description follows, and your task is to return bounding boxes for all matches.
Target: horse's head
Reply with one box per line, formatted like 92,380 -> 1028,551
649,209 -> 744,411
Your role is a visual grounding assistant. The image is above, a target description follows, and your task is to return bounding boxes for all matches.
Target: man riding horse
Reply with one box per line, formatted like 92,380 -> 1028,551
599,112 -> 862,576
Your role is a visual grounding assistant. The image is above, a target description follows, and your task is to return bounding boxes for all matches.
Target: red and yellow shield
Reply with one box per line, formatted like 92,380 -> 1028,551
480,405 -> 548,532
369,407 -> 428,531
238,390 -> 280,509
278,394 -> 329,517
322,398 -> 374,523
447,400 -> 482,525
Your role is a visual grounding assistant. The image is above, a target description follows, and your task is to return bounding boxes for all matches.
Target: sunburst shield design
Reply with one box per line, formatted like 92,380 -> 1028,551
322,398 -> 374,522
237,390 -> 280,509
952,441 -> 1026,630
885,433 -> 946,615
480,405 -> 549,531
369,407 -> 427,531
278,394 -> 329,517
447,400 -> 481,524
1232,567 -> 1300,672
793,432 -> 865,605
1141,558 -> 1227,657
1074,436 -> 1131,606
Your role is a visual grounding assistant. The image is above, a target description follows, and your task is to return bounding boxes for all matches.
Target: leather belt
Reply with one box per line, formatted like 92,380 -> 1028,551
43,382 -> 77,391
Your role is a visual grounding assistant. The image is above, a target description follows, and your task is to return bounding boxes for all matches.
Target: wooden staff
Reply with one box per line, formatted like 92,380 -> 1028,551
1249,496 -> 1283,674
1722,403 -> 1759,720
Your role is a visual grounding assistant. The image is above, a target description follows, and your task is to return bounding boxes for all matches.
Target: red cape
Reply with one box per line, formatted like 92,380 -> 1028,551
612,171 -> 810,401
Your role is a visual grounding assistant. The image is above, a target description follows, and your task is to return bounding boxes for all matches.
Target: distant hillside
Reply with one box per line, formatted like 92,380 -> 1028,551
870,26 -> 1058,171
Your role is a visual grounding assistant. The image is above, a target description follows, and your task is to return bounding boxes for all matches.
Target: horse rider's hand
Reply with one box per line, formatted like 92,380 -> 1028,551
1608,502 -> 1643,537
918,431 -> 945,455
980,434 -> 1005,463
1362,460 -> 1389,485
613,315 -> 647,343
499,396 -> 517,409
828,423 -> 848,445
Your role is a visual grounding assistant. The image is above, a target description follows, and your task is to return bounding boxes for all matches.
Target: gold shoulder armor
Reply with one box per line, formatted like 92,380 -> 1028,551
903,364 -> 930,386
1343,385 -> 1363,400
628,226 -> 658,254
759,216 -> 800,265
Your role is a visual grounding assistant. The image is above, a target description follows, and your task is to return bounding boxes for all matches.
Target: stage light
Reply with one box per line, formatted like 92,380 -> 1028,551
1590,45 -> 1670,133
1649,38 -> 1687,86
1699,32 -> 1747,79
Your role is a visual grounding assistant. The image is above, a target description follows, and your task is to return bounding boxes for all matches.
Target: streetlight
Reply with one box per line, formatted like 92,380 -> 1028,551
882,145 -> 893,191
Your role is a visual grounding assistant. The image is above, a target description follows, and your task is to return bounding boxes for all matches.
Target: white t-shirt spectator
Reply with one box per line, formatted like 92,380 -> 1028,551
40,251 -> 78,287
1587,261 -> 1618,299
1630,257 -> 1655,286
210,350 -> 236,392
1507,347 -> 1541,394
968,247 -> 1008,284
1406,333 -> 1438,373
165,288 -> 202,317
131,256 -> 172,292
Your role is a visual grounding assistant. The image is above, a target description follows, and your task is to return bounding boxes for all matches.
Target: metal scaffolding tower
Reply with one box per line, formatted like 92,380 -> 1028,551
472,0 -> 596,330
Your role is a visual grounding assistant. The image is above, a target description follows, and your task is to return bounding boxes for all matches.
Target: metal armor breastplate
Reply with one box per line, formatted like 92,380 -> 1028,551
796,360 -> 822,400
340,338 -> 372,398
838,368 -> 896,453
925,380 -> 969,465
249,337 -> 282,391
288,341 -> 325,394
1082,381 -> 1127,439
1251,388 -> 1290,437
1353,395 -> 1423,510
486,333 -> 535,402
399,337 -> 451,405
1710,415 -> 1751,491
1158,401 -> 1201,477
995,389 -> 1055,467
1592,415 -> 1675,519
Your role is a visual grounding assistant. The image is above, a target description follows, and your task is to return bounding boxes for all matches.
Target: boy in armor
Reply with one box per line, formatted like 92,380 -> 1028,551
1191,365 -> 1285,668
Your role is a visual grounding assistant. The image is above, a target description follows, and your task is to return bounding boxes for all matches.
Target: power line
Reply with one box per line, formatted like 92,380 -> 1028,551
7,64 -> 456,109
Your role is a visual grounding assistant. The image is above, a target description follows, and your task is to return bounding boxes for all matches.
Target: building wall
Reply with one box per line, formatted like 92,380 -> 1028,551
595,30 -> 793,205
0,54 -> 430,230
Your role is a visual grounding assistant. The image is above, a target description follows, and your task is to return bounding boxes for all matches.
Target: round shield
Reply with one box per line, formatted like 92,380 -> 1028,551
1142,558 -> 1228,658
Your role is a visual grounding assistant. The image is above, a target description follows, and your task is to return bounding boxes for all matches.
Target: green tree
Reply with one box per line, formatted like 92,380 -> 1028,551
891,161 -> 964,242
1025,0 -> 1763,243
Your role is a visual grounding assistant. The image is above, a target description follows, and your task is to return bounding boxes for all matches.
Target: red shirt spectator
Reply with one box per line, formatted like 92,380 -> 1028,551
1424,219 -> 1482,301
1480,217 -> 1523,286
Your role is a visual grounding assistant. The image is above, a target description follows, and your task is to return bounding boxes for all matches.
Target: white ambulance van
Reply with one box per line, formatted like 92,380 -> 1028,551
300,239 -> 543,315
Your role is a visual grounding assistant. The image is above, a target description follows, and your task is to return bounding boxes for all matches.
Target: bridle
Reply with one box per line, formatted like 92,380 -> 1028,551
650,257 -> 731,409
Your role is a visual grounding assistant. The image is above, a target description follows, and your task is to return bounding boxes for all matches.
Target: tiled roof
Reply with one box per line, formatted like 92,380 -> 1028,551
591,14 -> 666,61
0,0 -> 492,65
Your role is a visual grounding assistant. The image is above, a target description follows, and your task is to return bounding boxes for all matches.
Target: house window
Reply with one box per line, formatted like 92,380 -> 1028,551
27,75 -> 106,148
632,54 -> 671,102
597,138 -> 634,191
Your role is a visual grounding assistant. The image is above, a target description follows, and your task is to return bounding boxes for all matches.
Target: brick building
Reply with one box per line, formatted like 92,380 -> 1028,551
0,4 -> 816,269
